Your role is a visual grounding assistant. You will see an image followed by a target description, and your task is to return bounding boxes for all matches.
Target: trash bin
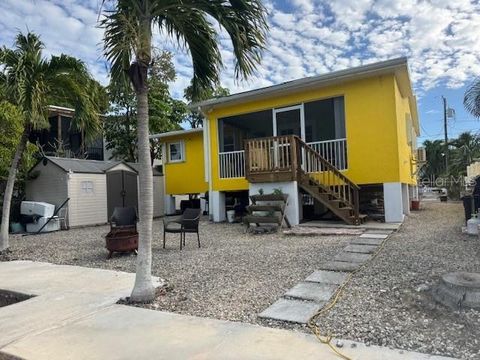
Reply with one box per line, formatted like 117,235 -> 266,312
462,195 -> 473,224
227,210 -> 235,223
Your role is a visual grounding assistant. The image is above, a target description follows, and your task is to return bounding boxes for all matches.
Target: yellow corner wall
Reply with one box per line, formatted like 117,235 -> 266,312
207,74 -> 412,192
394,78 -> 418,185
163,131 -> 208,195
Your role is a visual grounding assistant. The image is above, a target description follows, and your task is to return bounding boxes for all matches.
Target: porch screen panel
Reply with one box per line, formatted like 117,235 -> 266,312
218,110 -> 273,178
304,96 -> 347,170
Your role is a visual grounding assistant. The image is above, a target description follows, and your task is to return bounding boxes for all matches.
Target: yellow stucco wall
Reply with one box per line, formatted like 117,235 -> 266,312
162,131 -> 208,195
207,74 -> 418,192
394,78 -> 418,185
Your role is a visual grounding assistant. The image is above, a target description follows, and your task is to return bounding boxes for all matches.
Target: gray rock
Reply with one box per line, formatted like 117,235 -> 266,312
334,252 -> 372,263
344,244 -> 378,254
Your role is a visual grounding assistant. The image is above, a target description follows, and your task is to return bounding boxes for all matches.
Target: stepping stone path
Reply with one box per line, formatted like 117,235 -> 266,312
285,282 -> 337,302
259,228 -> 394,324
344,244 -> 378,254
258,298 -> 323,324
334,252 -> 372,263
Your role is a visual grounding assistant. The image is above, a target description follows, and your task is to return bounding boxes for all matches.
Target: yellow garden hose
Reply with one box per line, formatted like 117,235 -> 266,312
307,232 -> 395,360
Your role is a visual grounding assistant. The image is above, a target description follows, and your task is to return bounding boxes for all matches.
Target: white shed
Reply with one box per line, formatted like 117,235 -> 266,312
26,157 -> 164,228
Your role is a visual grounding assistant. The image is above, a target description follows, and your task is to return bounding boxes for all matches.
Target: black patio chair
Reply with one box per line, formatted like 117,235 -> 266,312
163,208 -> 201,250
110,207 -> 137,233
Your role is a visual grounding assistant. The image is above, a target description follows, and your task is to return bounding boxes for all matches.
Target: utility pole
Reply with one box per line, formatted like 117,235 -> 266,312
442,96 -> 448,174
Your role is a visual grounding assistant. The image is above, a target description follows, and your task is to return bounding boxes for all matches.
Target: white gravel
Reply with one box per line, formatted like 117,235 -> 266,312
320,202 -> 480,359
2,202 -> 479,359
1,219 -> 351,324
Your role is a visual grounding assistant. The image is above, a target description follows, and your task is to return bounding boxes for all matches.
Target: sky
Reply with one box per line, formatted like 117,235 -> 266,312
1,0 -> 480,145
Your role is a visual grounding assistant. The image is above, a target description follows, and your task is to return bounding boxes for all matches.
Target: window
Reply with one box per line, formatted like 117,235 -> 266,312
168,141 -> 184,162
81,181 -> 94,194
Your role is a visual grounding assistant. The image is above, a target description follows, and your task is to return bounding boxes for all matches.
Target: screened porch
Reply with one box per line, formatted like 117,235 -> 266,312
218,96 -> 347,179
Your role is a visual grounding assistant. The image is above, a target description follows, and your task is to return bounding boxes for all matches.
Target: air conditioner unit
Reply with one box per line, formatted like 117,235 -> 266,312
417,147 -> 426,163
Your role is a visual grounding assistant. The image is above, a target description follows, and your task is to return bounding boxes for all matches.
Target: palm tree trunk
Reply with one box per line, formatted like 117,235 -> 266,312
0,128 -> 29,252
130,85 -> 155,302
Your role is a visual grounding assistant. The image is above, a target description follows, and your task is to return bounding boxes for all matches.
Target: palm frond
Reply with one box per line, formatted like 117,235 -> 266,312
159,8 -> 222,93
464,79 -> 480,118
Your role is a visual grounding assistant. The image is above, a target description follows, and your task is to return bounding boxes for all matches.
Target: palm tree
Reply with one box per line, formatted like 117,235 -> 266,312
0,32 -> 102,252
101,0 -> 267,302
464,80 -> 480,117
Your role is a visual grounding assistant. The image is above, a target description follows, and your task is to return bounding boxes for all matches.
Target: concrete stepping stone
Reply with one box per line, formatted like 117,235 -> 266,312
364,229 -> 393,235
258,298 -> 323,324
305,270 -> 349,285
318,261 -> 361,272
359,233 -> 388,239
334,252 -> 372,263
285,282 -> 337,302
351,237 -> 384,246
344,244 -> 378,254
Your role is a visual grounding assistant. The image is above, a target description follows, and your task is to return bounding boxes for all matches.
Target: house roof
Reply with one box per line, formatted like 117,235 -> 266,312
192,57 -> 414,110
150,127 -> 203,140
191,57 -> 419,135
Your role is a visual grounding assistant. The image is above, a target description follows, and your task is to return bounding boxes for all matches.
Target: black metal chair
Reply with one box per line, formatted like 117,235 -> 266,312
163,208 -> 201,250
110,207 -> 137,233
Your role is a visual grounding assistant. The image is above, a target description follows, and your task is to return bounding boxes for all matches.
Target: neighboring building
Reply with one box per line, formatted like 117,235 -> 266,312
26,157 -> 164,227
29,105 -> 105,161
152,57 -> 420,225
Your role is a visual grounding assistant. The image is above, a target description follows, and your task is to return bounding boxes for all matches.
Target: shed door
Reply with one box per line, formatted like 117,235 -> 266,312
107,170 -> 138,219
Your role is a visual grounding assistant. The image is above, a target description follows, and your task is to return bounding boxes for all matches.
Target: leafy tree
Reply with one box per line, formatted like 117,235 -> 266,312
0,32 -> 103,252
101,0 -> 267,302
184,82 -> 230,128
449,132 -> 480,177
421,139 -> 445,180
104,51 -> 187,162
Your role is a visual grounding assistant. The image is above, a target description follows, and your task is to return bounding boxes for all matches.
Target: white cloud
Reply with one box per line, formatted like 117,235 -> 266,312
1,0 -> 480,99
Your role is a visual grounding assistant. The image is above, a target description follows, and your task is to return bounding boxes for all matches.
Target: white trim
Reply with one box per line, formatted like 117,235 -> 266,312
203,120 -> 210,182
273,104 -> 304,138
150,127 -> 203,140
167,141 -> 185,163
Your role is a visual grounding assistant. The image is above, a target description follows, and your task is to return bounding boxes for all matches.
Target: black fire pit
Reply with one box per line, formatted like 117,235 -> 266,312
105,229 -> 138,258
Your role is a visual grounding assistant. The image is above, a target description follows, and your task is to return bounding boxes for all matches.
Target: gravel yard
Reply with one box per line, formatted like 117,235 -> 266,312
1,218 -> 351,324
2,202 -> 480,359
321,201 -> 480,359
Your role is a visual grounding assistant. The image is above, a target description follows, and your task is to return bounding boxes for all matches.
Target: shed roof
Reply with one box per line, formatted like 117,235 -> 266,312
38,157 -> 137,174
33,157 -> 164,176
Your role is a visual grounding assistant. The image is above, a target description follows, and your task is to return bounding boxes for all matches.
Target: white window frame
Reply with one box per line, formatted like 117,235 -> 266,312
168,141 -> 185,163
80,180 -> 94,194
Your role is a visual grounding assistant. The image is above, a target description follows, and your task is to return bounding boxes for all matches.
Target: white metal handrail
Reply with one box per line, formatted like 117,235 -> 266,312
218,138 -> 347,178
219,150 -> 245,178
307,138 -> 347,171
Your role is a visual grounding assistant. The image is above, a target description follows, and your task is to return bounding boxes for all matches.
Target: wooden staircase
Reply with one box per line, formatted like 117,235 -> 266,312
296,137 -> 366,225
245,135 -> 366,225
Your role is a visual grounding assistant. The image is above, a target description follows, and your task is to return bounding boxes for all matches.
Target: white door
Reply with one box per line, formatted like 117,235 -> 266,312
273,105 -> 305,139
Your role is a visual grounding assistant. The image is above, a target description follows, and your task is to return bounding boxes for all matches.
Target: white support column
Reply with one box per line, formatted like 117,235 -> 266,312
164,195 -> 176,215
211,191 -> 226,222
249,181 -> 301,226
383,182 -> 404,223
402,183 -> 410,216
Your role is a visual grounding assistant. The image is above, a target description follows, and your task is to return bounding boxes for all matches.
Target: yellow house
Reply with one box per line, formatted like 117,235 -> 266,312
153,57 -> 420,225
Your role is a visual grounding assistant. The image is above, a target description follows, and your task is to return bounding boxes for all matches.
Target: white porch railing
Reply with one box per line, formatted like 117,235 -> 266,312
307,138 -> 347,171
218,138 -> 347,179
219,150 -> 245,178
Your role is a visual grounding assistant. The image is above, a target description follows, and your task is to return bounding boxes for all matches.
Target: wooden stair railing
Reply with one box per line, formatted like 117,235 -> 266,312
293,136 -> 362,225
244,135 -> 364,225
